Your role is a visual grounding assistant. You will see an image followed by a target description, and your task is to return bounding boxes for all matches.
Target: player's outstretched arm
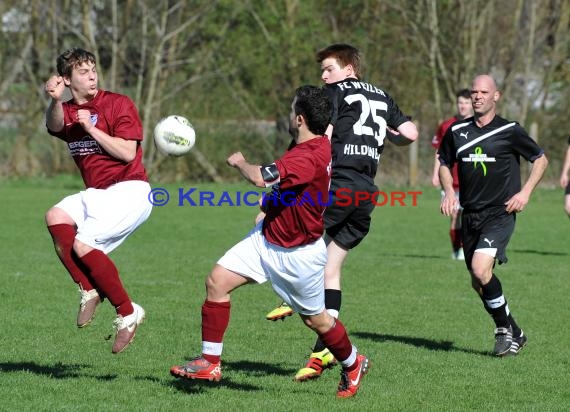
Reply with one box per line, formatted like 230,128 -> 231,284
44,75 -> 66,132
387,120 -> 418,146
227,151 -> 265,188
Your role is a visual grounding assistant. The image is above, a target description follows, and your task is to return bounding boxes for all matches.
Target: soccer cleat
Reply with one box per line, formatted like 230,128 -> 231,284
337,353 -> 370,398
493,326 -> 513,356
170,356 -> 222,382
266,302 -> 294,321
455,248 -> 465,260
77,288 -> 101,328
505,330 -> 528,356
111,303 -> 145,354
294,348 -> 337,381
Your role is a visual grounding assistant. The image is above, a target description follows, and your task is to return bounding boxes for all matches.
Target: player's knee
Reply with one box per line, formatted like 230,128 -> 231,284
301,311 -> 334,334
205,273 -> 220,295
204,267 -> 233,298
45,207 -> 73,226
470,265 -> 492,284
45,207 -> 61,225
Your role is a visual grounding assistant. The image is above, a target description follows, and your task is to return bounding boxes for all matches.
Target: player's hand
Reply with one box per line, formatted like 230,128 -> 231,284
77,109 -> 94,132
560,174 -> 569,189
505,192 -> 529,214
227,152 -> 246,167
440,192 -> 458,216
45,75 -> 65,100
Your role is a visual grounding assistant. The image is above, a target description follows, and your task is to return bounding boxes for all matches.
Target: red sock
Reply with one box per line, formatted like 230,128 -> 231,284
201,300 -> 231,363
79,249 -> 133,316
318,319 -> 354,366
47,224 -> 95,290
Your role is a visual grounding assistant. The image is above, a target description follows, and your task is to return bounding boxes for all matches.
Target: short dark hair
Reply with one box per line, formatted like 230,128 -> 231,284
456,88 -> 471,99
316,44 -> 361,79
56,48 -> 96,78
294,86 -> 331,136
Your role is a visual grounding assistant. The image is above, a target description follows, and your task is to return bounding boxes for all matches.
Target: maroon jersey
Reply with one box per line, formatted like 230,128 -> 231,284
432,116 -> 459,189
47,90 -> 148,189
263,136 -> 332,248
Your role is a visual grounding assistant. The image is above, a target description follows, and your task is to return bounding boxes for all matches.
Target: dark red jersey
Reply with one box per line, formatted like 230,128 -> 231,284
432,116 -> 460,189
47,90 -> 148,189
263,136 -> 332,248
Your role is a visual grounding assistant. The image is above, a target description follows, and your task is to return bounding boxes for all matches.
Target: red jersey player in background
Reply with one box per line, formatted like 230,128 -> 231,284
44,48 -> 152,354
170,86 -> 369,398
431,89 -> 473,260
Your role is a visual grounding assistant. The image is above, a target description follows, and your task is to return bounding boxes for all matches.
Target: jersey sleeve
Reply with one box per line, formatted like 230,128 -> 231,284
323,84 -> 339,126
385,94 -> 411,129
437,127 -> 456,168
46,99 -> 74,141
112,95 -> 143,141
512,123 -> 544,162
274,150 -> 315,189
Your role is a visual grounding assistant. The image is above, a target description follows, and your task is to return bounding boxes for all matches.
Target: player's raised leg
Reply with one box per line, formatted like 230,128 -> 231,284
46,206 -> 102,328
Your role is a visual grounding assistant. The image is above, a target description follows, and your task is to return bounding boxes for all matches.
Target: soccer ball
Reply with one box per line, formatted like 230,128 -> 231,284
153,115 -> 196,156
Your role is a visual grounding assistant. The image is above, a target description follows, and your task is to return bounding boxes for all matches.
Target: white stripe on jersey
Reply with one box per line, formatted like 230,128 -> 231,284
456,122 -> 517,156
450,121 -> 472,132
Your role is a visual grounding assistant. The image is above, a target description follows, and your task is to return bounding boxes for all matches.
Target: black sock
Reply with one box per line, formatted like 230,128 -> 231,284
479,296 -> 522,337
481,274 -> 510,328
507,312 -> 522,337
313,289 -> 342,352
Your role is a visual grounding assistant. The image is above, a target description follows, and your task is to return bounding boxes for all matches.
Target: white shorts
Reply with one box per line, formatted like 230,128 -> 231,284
54,180 -> 153,254
217,222 -> 327,315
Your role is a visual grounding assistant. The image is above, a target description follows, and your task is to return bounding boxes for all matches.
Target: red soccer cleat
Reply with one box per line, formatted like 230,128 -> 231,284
170,356 -> 222,382
336,354 -> 370,398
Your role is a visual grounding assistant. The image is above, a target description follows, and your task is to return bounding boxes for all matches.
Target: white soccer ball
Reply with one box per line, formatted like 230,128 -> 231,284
153,115 -> 196,156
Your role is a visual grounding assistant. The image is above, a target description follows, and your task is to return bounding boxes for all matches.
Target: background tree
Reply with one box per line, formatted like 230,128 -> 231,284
0,0 -> 568,184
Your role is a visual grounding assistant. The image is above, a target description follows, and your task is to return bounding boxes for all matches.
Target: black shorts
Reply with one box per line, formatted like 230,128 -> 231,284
325,172 -> 377,250
566,182 -> 570,195
461,206 -> 515,269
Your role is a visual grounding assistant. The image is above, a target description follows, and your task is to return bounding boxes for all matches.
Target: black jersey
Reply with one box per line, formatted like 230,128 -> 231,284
324,80 -> 409,180
438,115 -> 544,210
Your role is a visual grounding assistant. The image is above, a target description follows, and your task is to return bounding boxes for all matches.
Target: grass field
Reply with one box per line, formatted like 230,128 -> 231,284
0,178 -> 568,411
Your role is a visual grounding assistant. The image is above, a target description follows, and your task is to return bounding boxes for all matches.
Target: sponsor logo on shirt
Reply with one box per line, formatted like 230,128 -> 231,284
461,146 -> 496,176
68,136 -> 102,157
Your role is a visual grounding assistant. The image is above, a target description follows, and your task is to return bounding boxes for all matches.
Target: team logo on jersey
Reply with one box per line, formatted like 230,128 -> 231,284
90,114 -> 98,126
461,146 -> 496,176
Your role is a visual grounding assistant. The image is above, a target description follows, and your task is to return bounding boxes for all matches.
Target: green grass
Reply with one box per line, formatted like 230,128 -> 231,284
0,180 -> 568,411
